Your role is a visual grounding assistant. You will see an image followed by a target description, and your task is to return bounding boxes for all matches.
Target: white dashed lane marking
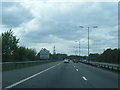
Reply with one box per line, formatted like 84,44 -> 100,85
76,69 -> 78,71
82,76 -> 87,81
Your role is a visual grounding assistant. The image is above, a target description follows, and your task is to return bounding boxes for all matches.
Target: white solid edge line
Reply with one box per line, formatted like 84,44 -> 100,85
82,76 -> 87,81
5,63 -> 61,89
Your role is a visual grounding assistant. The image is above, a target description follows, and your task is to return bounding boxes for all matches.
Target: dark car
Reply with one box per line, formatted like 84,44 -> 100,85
73,59 -> 79,63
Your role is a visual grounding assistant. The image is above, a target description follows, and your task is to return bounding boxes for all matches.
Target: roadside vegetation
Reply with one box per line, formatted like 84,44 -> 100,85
2,30 -> 66,62
2,29 -> 119,65
2,29 -> 37,62
2,30 -> 63,71
89,49 -> 120,64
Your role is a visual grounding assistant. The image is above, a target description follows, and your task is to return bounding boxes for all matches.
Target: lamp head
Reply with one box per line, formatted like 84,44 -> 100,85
80,26 -> 84,28
93,26 -> 98,28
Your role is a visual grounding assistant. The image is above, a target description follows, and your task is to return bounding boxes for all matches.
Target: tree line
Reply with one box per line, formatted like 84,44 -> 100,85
2,30 -> 37,62
2,30 -> 67,62
89,48 -> 120,63
2,30 -> 119,63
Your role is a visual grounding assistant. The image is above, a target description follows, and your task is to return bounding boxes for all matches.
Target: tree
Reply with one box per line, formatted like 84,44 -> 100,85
13,46 -> 36,61
89,53 -> 100,61
36,52 -> 40,60
97,48 -> 119,63
13,46 -> 27,61
2,30 -> 37,62
2,29 -> 19,61
26,48 -> 36,60
50,53 -> 67,60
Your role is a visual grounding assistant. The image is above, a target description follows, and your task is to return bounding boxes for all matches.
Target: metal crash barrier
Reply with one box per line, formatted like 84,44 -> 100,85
79,60 -> 120,71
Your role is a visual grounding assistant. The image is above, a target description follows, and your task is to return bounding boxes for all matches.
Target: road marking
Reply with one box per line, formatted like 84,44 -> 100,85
82,76 -> 87,81
76,69 -> 78,71
5,63 -> 61,89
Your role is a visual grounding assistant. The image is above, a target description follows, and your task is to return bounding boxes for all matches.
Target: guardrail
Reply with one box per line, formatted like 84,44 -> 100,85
1,60 -> 57,66
79,60 -> 120,71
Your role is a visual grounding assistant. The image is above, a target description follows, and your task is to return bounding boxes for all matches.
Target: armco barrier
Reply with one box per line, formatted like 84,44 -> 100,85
1,60 -> 56,66
79,60 -> 120,71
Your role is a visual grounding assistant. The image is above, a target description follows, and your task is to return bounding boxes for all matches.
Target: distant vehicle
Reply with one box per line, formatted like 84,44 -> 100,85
83,60 -> 88,62
73,59 -> 79,63
64,59 -> 69,63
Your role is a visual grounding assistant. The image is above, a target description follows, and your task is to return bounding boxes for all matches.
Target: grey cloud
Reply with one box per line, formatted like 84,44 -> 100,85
2,2 -> 118,55
2,2 -> 33,27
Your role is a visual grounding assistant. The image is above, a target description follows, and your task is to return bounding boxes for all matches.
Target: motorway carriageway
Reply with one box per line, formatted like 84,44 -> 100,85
2,61 -> 119,88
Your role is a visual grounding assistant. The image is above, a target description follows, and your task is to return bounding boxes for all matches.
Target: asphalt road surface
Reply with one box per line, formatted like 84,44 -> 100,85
2,61 -> 119,89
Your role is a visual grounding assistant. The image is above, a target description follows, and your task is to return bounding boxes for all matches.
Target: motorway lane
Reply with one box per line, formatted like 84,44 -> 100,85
72,62 -> 118,88
12,61 -> 92,88
2,61 -> 119,88
2,61 -> 62,88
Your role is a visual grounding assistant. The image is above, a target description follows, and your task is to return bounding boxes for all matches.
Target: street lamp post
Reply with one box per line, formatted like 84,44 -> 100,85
79,41 -> 80,56
88,27 -> 90,62
73,46 -> 77,56
80,26 -> 98,62
75,41 -> 80,56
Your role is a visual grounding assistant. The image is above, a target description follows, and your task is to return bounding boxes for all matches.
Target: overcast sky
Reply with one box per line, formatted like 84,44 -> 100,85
1,0 -> 118,56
